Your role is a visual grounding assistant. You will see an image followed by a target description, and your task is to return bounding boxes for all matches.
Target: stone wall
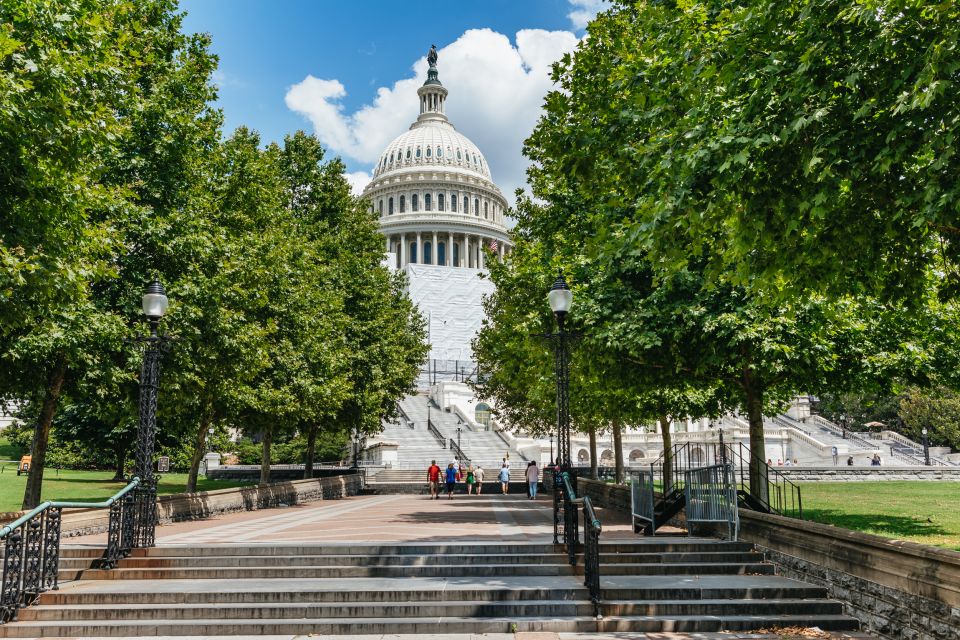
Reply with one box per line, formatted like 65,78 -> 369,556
738,509 -> 960,640
53,474 -> 362,537
207,466 -> 352,481
778,467 -> 960,482
576,478 -> 631,513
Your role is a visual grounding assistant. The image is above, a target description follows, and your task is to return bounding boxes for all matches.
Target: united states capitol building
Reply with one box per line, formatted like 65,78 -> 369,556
359,48 -> 953,474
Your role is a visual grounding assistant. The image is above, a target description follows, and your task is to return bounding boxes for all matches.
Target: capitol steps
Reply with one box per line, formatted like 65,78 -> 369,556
1,539 -> 861,637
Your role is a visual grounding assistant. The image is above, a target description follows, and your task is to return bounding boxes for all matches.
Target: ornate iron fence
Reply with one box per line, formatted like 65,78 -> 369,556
0,478 -> 140,622
558,471 -> 602,612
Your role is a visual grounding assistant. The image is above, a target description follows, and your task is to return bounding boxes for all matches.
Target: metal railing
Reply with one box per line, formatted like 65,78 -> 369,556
396,403 -> 413,429
427,418 -> 446,447
0,477 -> 141,622
684,463 -> 738,540
629,469 -> 655,533
557,470 -> 601,612
449,439 -> 470,465
722,443 -> 803,519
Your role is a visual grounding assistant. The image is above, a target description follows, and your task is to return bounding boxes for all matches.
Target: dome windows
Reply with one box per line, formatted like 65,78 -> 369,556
436,146 -> 442,158
388,197 -> 394,215
412,194 -> 419,211
426,147 -> 432,158
438,193 -> 445,211
474,198 -> 480,215
399,195 -> 406,213
406,148 -> 411,160
424,193 -> 432,211
451,194 -> 457,212
457,149 -> 462,160
416,147 -> 421,158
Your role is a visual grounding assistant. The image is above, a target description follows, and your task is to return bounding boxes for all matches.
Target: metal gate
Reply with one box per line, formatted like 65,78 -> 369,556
629,469 -> 655,533
683,463 -> 738,540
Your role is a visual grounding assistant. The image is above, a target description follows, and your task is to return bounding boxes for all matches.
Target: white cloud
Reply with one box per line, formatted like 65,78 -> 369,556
344,171 -> 372,195
285,28 -> 579,202
567,0 -> 609,30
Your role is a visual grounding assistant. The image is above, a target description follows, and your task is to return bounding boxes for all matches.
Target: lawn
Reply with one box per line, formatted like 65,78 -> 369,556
0,468 -> 251,513
799,481 -> 960,551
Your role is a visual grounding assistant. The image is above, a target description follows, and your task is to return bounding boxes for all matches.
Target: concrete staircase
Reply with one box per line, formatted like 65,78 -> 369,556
1,539 -> 860,636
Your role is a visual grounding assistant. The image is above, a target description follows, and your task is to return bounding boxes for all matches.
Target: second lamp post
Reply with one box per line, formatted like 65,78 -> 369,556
548,273 -> 573,469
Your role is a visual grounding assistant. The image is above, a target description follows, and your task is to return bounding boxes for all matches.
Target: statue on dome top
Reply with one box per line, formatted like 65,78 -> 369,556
427,44 -> 438,67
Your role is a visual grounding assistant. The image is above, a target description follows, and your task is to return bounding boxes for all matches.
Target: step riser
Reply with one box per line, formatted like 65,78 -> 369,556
69,565 -> 578,580
0,617 -> 863,637
111,554 -> 572,568
21,600 -> 844,621
601,563 -> 775,576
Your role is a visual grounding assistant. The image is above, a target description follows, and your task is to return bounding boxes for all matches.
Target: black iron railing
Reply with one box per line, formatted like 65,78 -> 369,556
722,442 -> 803,519
448,439 -> 470,465
558,471 -> 601,612
0,477 -> 141,622
427,418 -> 446,447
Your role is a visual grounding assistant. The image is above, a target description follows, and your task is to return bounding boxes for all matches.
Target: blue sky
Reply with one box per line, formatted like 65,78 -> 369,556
180,0 -> 606,198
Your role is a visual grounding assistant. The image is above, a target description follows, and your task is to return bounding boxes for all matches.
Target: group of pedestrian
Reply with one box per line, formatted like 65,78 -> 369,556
427,457 -> 541,499
426,459 -> 486,499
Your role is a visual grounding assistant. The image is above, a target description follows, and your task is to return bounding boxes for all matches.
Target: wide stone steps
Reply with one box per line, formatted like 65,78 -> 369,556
0,539 -> 861,636
0,614 -> 859,637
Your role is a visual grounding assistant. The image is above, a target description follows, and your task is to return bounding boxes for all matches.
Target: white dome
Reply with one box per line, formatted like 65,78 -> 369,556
373,120 -> 491,180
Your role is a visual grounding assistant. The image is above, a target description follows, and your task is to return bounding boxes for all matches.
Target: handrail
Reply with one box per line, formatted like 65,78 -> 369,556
557,471 -> 602,612
449,438 -> 471,465
396,402 -> 413,429
0,478 -> 141,540
426,418 -> 446,447
1,477 -> 142,623
723,443 -> 803,519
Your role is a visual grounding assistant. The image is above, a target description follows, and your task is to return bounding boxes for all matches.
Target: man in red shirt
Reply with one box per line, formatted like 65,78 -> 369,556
427,460 -> 441,500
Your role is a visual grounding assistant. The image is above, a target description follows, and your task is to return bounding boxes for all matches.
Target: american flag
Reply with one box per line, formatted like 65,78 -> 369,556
489,239 -> 499,252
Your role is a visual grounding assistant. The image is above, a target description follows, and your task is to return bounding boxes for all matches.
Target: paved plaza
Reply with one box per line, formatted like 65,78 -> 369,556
71,494 -> 638,546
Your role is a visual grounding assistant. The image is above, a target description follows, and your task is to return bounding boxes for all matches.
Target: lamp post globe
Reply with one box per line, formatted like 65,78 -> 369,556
134,278 -> 170,548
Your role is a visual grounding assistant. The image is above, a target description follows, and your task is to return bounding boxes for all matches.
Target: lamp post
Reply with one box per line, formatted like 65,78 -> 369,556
922,428 -> 930,466
134,279 -> 170,548
840,414 -> 847,439
207,427 -> 215,453
549,434 -> 554,466
548,273 -> 573,469
457,426 -> 462,454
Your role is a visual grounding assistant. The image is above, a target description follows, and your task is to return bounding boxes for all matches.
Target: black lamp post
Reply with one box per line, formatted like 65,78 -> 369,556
549,434 -> 554,466
548,273 -> 573,469
456,426 -> 462,454
922,428 -> 930,466
134,279 -> 169,548
840,414 -> 847,439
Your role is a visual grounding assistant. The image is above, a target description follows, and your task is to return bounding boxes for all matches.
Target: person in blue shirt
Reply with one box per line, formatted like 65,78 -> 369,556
445,463 -> 457,499
498,463 -> 510,494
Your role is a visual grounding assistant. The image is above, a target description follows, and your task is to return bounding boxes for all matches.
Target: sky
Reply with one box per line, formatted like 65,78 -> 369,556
179,0 -> 608,200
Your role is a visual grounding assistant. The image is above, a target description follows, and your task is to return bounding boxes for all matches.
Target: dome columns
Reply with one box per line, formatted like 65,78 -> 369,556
386,230 -> 509,270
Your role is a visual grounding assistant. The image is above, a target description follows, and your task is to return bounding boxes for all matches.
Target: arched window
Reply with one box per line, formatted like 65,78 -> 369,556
416,147 -> 421,158
406,148 -> 411,160
389,152 -> 394,163
463,196 -> 469,213
399,195 -> 405,213
475,403 -> 492,427
578,449 -> 590,463
484,202 -> 488,218
412,194 -> 419,212
601,449 -> 614,464
474,198 -> 480,215
438,193 -> 445,211
388,197 -> 394,215
378,200 -> 383,215
424,242 -> 432,265
437,147 -> 442,157
629,449 -> 646,465
426,147 -> 432,158
409,242 -> 417,264
457,149 -> 462,160
438,242 -> 446,266
424,193 -> 432,211
451,194 -> 457,212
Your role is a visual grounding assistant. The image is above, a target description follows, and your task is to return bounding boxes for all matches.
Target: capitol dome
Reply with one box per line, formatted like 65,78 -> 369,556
363,46 -> 510,270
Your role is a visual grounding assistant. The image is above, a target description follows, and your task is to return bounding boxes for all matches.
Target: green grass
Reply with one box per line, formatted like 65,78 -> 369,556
0,468 -> 251,513
799,481 -> 960,551
0,437 -> 24,462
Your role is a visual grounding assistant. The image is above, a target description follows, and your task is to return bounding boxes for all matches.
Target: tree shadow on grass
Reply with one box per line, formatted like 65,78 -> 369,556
804,508 -> 951,539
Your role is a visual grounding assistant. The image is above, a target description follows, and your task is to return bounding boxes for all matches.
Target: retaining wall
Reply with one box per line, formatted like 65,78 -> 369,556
778,466 -> 960,482
48,474 -> 361,537
738,509 -> 960,640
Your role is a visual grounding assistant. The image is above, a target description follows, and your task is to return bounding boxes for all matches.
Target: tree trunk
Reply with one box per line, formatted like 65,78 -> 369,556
612,418 -> 625,484
112,443 -> 127,482
22,359 -> 68,509
588,424 -> 598,480
260,426 -> 273,484
659,414 -> 673,493
743,364 -> 769,506
186,407 -> 215,493
303,423 -> 318,479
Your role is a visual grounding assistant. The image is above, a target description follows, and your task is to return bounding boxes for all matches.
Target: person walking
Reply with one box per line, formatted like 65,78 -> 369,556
445,462 -> 457,499
466,464 -> 476,495
427,460 -> 441,500
474,465 -> 484,494
498,463 -> 510,494
526,461 -> 540,499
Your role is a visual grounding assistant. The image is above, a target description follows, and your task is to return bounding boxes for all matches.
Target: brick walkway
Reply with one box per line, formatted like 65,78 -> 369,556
70,493 -> 638,546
